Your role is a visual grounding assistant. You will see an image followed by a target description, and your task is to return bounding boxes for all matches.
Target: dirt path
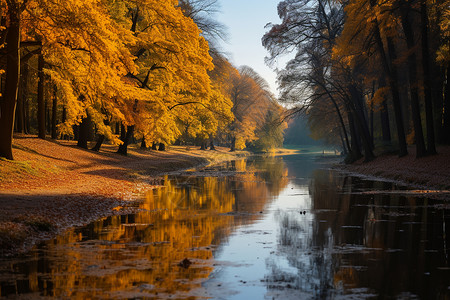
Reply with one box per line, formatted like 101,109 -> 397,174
0,136 -> 246,256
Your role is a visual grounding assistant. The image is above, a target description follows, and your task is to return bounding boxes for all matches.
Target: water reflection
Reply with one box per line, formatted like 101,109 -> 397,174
265,168 -> 450,299
0,157 -> 289,298
1,154 -> 450,299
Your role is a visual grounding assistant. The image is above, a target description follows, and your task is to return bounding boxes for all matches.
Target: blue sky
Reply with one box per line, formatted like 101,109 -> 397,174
217,0 -> 284,96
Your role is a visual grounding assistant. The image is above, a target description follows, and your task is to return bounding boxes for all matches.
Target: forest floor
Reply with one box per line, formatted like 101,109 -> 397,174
0,135 -> 249,257
334,145 -> 450,195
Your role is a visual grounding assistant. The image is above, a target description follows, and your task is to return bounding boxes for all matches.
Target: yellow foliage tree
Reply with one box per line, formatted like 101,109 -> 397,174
112,0 -> 229,152
228,66 -> 272,151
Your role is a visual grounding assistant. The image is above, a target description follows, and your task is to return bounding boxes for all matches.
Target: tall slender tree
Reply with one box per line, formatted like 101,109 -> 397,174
0,0 -> 22,159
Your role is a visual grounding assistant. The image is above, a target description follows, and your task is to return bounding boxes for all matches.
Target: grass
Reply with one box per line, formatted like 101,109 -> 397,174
0,157 -> 60,183
0,158 -> 39,181
0,139 -> 62,183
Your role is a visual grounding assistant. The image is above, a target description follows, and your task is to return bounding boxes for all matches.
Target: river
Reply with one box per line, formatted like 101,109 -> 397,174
0,152 -> 449,299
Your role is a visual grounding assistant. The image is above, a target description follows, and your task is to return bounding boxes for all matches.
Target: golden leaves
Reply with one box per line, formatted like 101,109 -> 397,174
5,0 -> 234,145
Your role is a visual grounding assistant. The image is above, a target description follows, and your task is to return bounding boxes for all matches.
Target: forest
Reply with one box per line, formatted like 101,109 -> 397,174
2,0 -> 450,163
263,0 -> 450,162
0,0 -> 286,161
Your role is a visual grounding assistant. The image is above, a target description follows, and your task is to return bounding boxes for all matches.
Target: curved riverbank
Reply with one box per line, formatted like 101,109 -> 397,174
333,145 -> 450,198
0,135 -> 248,257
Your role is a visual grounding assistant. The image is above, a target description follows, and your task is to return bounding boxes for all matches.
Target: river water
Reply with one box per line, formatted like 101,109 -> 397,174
1,153 -> 449,299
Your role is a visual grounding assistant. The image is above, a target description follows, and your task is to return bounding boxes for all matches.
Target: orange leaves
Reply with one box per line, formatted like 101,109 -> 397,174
437,2 -> 450,64
4,0 -> 233,147
369,86 -> 390,109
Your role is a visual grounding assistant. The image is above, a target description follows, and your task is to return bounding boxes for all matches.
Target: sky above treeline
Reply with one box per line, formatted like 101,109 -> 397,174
217,0 -> 285,96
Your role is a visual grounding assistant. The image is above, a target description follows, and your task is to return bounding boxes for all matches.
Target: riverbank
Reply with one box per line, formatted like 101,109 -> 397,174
334,145 -> 450,195
0,135 -> 248,257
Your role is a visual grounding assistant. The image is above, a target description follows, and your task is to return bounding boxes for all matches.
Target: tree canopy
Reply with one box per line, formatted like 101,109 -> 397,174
0,0 -> 286,159
264,0 -> 450,161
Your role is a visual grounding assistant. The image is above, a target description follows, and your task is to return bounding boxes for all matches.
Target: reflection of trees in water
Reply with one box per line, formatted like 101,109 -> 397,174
1,157 -> 290,298
264,170 -> 344,297
228,157 -> 289,213
266,169 -> 450,299
266,208 -> 335,299
251,156 -> 289,197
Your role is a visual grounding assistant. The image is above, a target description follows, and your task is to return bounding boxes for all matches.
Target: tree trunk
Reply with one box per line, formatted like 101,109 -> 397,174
386,36 -> 408,156
158,143 -> 166,151
77,112 -> 91,149
209,138 -> 216,150
349,84 -> 375,153
91,135 -> 105,152
51,86 -> 58,139
152,142 -> 158,150
61,105 -> 68,139
313,76 -> 352,152
339,130 -> 348,155
230,137 -> 236,152
401,10 -> 427,158
379,77 -> 392,142
15,84 -> 24,133
346,82 -> 375,161
120,123 -> 126,141
0,5 -> 20,160
91,119 -> 110,152
15,63 -> 26,133
16,62 -> 29,134
370,103 -> 374,146
46,98 -> 51,134
435,68 -> 446,144
354,109 -> 375,162
141,136 -> 147,149
420,0 -> 437,155
37,53 -> 46,139
329,92 -> 351,154
443,67 -> 450,144
72,125 -> 78,141
24,85 -> 30,134
346,107 -> 362,163
371,4 -> 408,156
117,125 -> 134,155
380,100 -> 391,142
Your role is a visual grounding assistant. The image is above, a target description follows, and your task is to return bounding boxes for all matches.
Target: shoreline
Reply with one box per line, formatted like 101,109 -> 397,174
2,139 -> 449,256
0,136 -> 248,257
332,145 -> 450,199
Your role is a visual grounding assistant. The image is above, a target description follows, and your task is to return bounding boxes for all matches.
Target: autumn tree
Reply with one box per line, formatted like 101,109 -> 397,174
178,0 -> 227,55
203,53 -> 238,148
0,0 -> 144,158
0,0 -> 22,159
108,0 -> 226,155
263,0 -> 376,162
336,0 -> 446,158
251,106 -> 287,152
436,0 -> 450,144
228,66 -> 273,151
